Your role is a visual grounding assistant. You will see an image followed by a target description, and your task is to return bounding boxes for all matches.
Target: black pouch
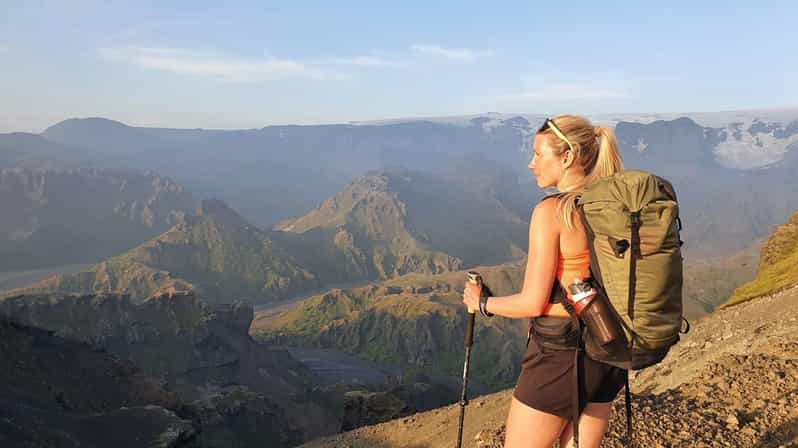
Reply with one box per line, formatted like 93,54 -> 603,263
529,316 -> 580,351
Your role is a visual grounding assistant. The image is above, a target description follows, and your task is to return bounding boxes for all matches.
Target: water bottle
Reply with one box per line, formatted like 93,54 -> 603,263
568,279 -> 621,346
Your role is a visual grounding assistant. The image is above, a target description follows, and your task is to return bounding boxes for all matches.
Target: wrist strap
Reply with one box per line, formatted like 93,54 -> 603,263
479,293 -> 494,317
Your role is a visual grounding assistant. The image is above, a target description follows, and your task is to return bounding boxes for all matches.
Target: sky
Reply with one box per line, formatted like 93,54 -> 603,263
0,0 -> 796,132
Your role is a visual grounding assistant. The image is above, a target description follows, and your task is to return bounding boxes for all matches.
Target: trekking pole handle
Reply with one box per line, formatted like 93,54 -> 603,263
466,271 -> 482,314
464,272 -> 483,347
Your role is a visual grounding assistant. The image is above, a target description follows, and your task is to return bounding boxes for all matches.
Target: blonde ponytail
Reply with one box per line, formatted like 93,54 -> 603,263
536,116 -> 625,231
588,126 -> 624,184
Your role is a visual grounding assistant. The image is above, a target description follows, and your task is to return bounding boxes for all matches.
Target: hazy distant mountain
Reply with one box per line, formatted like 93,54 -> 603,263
36,111 -> 798,259
40,116 -> 532,227
0,167 -> 194,271
610,115 -> 798,256
0,133 -> 73,169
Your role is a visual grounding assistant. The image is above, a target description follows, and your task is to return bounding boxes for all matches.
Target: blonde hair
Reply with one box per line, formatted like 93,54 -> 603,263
537,115 -> 624,230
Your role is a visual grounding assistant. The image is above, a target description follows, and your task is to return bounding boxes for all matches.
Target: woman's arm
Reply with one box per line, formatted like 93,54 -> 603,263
463,198 -> 560,318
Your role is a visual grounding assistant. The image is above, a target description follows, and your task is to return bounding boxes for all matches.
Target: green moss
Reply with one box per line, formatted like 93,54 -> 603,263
724,247 -> 798,306
723,211 -> 798,307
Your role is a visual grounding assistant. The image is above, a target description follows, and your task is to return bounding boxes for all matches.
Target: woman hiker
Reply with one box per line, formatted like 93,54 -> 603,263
462,114 -> 626,448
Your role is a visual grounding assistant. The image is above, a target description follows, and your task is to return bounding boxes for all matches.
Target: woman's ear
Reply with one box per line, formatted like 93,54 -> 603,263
562,150 -> 573,168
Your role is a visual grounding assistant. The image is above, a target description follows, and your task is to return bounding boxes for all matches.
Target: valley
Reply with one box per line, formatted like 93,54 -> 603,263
0,264 -> 92,292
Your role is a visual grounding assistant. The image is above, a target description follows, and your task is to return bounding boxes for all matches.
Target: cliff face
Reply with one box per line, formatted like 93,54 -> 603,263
0,292 -> 343,447
0,167 -> 194,271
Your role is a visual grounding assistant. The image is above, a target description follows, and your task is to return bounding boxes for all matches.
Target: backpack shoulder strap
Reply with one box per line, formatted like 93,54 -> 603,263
538,192 -> 566,204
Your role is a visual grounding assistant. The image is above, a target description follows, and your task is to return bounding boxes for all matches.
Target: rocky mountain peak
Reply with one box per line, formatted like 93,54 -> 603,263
197,198 -> 252,232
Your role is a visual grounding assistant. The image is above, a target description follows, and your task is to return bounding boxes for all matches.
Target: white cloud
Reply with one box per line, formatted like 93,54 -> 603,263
327,56 -> 402,67
410,44 -> 493,62
509,82 -> 629,101
100,47 -> 327,81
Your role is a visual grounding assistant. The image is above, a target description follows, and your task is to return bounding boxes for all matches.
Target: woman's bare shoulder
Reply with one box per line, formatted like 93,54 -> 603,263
530,197 -> 561,232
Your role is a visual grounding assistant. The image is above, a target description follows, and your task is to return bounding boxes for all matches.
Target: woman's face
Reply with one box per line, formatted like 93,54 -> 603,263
528,134 -> 566,189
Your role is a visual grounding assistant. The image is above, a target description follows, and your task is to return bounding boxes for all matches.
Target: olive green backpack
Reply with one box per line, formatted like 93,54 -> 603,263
576,169 -> 687,371
553,170 -> 687,447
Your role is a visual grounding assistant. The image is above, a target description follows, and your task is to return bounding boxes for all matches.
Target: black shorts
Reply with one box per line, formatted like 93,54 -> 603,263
512,324 -> 626,419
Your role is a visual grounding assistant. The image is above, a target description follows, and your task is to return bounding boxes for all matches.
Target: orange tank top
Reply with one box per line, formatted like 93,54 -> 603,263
540,250 -> 591,317
556,250 -> 591,295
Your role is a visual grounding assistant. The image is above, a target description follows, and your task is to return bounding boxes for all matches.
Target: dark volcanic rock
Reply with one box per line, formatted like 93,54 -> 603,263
340,381 -> 456,432
0,318 -> 194,448
0,292 -> 343,447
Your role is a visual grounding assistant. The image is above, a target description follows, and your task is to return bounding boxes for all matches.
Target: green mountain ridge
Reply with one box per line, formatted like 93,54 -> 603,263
252,263 -> 530,389
725,209 -> 798,306
9,199 -> 317,303
276,168 -> 528,280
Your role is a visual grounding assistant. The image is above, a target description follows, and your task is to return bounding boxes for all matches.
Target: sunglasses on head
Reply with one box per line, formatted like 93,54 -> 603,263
537,118 -> 574,153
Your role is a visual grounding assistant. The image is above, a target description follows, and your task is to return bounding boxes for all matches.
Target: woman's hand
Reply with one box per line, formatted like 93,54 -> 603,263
462,281 -> 481,313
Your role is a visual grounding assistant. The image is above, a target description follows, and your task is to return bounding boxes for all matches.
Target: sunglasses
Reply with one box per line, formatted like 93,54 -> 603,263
537,118 -> 575,153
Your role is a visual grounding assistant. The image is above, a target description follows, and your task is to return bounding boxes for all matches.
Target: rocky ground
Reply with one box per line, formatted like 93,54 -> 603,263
0,292 -> 343,447
300,285 -> 798,448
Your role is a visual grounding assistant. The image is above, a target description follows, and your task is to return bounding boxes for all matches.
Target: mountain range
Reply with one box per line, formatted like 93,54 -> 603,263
8,165 -> 533,303
3,110 -> 794,259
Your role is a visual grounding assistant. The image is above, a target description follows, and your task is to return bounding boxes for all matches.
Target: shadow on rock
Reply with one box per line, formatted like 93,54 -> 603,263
753,417 -> 798,448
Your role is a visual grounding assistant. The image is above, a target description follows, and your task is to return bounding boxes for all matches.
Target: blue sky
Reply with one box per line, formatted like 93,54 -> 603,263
1,1 -> 796,132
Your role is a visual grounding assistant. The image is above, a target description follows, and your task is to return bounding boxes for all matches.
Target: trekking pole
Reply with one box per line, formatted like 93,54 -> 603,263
457,271 -> 482,448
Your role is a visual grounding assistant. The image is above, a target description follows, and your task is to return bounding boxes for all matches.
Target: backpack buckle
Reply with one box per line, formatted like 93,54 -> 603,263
608,236 -> 629,258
